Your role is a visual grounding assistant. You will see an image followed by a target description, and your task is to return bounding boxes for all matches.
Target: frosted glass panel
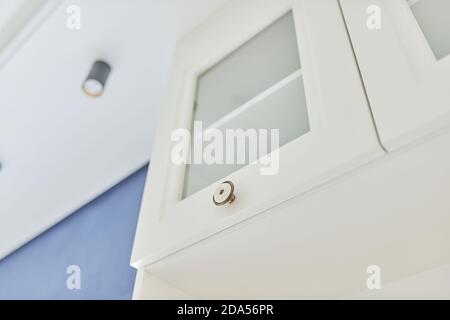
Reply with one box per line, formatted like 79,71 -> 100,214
183,76 -> 309,198
410,0 -> 450,60
195,12 -> 301,127
182,12 -> 310,199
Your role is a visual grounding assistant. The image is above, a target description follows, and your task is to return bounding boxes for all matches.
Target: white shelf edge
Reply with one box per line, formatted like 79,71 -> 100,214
195,69 -> 303,139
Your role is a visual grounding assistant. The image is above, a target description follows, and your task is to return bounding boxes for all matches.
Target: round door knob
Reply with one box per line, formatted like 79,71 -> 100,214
213,181 -> 236,206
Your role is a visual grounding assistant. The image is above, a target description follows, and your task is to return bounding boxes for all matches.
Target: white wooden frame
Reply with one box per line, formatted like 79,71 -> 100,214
340,0 -> 450,151
0,0 -> 61,70
133,268 -> 194,300
131,0 -> 384,268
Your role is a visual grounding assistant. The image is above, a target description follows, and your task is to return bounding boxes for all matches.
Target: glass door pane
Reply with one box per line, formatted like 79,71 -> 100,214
182,11 -> 310,199
409,0 -> 450,60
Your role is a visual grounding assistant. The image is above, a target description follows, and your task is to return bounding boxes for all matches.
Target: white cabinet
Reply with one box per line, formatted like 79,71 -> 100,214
134,128 -> 450,299
131,0 -> 450,299
131,0 -> 384,268
340,0 -> 450,151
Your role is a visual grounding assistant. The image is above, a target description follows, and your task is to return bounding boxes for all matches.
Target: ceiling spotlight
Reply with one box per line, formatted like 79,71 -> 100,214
82,60 -> 111,98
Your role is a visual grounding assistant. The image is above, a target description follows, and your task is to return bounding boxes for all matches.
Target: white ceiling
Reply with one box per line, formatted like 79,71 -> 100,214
0,0 -> 228,260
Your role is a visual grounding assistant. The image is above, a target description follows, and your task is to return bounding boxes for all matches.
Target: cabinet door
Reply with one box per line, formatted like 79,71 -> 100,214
340,0 -> 450,150
131,0 -> 383,267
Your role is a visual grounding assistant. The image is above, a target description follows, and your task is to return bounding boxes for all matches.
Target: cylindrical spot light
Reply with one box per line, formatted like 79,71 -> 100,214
82,60 -> 111,98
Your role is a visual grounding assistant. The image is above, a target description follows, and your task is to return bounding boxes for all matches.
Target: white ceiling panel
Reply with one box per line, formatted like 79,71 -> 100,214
0,0 -> 228,260
0,0 -> 179,259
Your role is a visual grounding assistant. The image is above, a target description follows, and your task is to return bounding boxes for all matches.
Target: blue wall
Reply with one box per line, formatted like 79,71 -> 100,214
0,166 -> 148,300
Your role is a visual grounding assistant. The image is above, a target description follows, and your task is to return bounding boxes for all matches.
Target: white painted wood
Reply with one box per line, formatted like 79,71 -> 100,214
175,0 -> 229,40
133,268 -> 194,300
131,0 -> 384,268
145,127 -> 450,299
340,0 -> 450,151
